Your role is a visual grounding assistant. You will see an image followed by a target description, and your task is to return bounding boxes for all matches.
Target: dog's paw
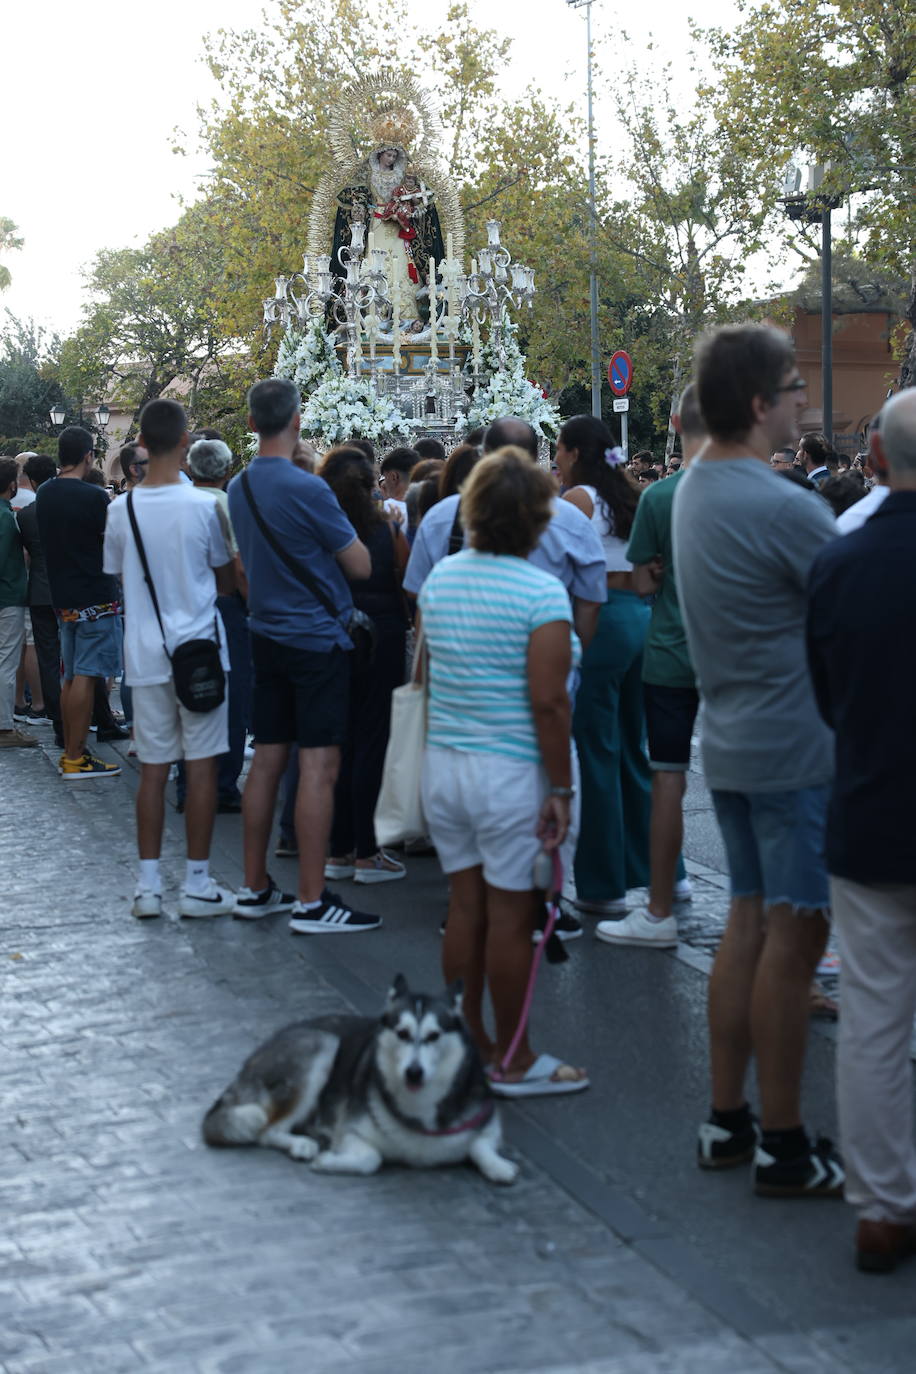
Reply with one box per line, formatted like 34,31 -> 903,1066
311,1145 -> 381,1175
286,1136 -> 318,1162
481,1154 -> 519,1186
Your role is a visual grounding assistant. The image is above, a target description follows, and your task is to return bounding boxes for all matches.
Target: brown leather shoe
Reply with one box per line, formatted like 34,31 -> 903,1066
856,1219 -> 916,1273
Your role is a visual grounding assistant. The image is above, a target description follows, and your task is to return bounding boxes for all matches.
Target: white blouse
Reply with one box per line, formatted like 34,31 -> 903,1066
578,485 -> 632,572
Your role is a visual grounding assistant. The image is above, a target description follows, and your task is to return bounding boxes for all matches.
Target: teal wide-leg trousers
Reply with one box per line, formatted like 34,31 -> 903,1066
573,590 -> 685,903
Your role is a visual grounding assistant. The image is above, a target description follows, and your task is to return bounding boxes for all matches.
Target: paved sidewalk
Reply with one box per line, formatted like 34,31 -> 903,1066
1,742 -> 914,1373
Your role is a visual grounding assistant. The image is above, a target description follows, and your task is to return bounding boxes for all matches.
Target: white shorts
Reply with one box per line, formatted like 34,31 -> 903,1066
131,680 -> 229,765
421,744 -> 580,892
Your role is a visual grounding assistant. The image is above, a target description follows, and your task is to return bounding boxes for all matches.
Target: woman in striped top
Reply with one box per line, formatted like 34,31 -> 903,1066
418,447 -> 589,1097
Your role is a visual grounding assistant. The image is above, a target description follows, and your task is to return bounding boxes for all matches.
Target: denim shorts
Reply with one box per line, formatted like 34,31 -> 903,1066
711,785 -> 830,912
58,615 -> 123,681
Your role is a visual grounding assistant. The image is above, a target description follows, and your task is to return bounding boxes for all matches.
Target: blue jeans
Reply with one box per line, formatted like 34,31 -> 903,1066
711,786 -> 830,910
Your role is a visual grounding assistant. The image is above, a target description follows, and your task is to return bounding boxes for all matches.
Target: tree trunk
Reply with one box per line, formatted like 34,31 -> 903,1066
899,274 -> 916,391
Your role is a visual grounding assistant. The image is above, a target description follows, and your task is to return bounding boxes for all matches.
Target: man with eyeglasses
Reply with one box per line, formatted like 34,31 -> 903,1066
673,324 -> 841,1201
119,442 -> 149,491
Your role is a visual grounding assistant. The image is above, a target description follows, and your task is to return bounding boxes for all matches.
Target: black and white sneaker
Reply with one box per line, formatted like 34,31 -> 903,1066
233,876 -> 295,920
753,1135 -> 845,1198
697,1115 -> 761,1170
289,890 -> 381,935
533,910 -> 583,943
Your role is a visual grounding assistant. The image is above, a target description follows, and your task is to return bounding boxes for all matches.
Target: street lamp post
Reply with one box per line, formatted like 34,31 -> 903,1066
782,162 -> 841,448
49,401 -> 111,457
820,208 -> 833,450
567,0 -> 602,419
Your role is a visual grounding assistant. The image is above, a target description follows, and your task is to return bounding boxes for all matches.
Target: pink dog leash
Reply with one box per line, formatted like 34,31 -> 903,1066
490,849 -> 563,1082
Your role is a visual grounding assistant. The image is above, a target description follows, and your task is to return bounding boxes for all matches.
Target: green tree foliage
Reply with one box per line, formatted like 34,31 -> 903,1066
704,0 -> 916,382
190,0 -> 654,430
0,314 -> 66,446
0,219 -> 23,292
60,201 -> 241,424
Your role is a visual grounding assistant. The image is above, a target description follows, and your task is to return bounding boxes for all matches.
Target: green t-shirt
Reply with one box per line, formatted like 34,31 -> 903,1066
626,470 -> 695,688
0,501 -> 26,609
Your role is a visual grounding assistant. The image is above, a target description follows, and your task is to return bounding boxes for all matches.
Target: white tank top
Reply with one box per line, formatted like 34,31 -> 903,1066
579,485 -> 632,572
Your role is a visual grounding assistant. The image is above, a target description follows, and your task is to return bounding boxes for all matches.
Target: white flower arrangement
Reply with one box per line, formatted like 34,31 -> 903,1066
466,319 -> 560,440
273,315 -> 416,446
300,372 -> 417,445
275,316 -> 341,394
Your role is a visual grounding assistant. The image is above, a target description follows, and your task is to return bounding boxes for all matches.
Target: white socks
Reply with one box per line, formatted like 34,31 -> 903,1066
185,860 -> 211,895
137,859 -> 161,895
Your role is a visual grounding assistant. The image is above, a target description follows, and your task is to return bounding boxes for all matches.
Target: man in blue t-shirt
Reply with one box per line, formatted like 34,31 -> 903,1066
227,378 -> 380,933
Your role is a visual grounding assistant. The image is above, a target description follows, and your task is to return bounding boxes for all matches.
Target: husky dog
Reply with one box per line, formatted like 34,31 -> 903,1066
202,975 -> 518,1185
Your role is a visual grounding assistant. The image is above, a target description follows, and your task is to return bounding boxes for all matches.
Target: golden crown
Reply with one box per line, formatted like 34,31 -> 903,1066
368,106 -> 419,151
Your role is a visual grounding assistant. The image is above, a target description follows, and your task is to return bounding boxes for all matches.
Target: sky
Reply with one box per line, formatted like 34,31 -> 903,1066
3,0 -> 741,340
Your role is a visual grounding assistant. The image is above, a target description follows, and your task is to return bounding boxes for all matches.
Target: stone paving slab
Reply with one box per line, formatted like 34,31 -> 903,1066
1,747 -> 802,1374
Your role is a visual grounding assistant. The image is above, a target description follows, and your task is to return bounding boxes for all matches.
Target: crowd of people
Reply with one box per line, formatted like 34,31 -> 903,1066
2,322 -> 914,1274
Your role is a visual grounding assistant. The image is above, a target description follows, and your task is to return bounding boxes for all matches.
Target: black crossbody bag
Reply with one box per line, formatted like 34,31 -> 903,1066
240,470 -> 377,671
126,491 -> 226,713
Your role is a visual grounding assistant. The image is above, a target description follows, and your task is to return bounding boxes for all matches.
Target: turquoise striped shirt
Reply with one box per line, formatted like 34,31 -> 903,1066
418,549 -> 579,762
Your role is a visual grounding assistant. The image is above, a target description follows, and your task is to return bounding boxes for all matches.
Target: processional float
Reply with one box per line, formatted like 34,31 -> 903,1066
263,71 -> 553,449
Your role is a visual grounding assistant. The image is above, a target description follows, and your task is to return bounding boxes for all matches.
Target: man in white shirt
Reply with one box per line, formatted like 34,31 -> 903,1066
9,453 -> 38,510
836,416 -> 889,534
378,445 -> 417,527
104,399 -> 237,921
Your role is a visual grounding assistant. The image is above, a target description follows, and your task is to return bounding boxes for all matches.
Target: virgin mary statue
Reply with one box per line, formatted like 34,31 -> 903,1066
331,143 -> 445,332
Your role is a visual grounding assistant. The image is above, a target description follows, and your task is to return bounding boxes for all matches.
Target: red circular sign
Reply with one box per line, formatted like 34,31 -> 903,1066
608,350 -> 633,396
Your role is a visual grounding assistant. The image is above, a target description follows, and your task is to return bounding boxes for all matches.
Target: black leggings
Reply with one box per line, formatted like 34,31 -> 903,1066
329,628 -> 406,858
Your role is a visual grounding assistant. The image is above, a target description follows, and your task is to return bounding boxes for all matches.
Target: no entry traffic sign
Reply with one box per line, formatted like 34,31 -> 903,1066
608,350 -> 633,397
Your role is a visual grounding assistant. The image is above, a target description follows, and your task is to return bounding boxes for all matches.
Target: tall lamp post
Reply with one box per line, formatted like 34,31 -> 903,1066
782,163 -> 841,448
567,0 -> 602,418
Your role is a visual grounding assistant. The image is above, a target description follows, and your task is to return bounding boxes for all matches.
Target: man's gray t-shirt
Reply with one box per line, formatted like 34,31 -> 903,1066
672,457 -> 836,793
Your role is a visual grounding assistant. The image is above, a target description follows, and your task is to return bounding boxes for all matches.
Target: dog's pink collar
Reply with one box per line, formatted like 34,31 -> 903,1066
418,1100 -> 495,1137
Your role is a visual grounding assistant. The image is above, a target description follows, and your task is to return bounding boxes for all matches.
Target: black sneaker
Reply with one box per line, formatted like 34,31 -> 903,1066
274,834 -> 298,858
753,1135 -> 845,1198
289,890 -> 381,935
96,723 -> 131,742
233,876 -> 295,920
697,1115 -> 761,1170
533,910 -> 583,943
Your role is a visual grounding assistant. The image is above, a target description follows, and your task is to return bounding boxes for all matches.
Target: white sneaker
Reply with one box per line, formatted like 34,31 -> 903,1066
178,882 -> 234,919
132,890 -> 162,920
595,908 -> 678,948
674,878 -> 693,902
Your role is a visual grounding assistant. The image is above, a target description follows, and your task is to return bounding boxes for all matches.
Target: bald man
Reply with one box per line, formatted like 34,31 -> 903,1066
807,387 -> 916,1273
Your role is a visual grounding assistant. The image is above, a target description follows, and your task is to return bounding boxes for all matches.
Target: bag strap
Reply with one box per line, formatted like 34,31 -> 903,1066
446,504 -> 464,556
240,469 -> 340,621
410,626 -> 429,697
126,489 -> 169,653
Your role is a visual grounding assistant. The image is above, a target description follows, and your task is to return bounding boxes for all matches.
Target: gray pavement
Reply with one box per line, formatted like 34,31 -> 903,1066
2,736 -> 915,1374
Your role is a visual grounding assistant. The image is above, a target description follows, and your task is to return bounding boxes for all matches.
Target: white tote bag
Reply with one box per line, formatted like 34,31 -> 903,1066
374,633 -> 427,845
